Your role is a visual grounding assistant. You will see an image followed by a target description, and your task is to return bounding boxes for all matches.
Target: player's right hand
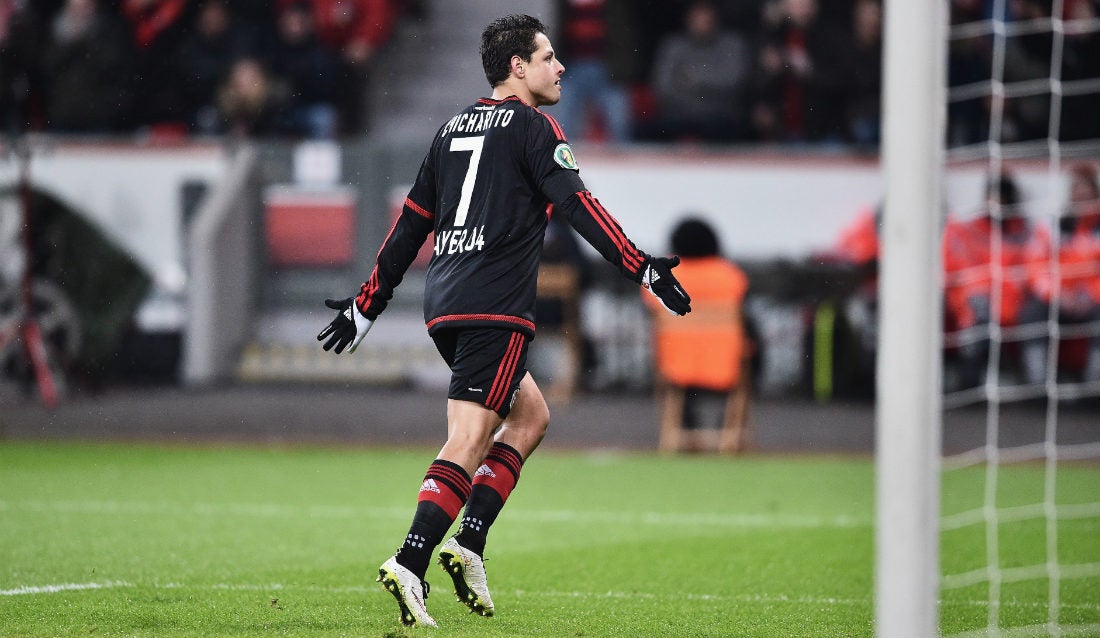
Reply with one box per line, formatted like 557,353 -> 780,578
317,297 -> 374,354
642,256 -> 692,316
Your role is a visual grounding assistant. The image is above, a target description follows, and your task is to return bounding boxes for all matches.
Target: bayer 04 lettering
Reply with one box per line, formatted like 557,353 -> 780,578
434,225 -> 486,256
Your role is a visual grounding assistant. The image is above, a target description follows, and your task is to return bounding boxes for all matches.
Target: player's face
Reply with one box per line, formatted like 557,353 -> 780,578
525,33 -> 564,107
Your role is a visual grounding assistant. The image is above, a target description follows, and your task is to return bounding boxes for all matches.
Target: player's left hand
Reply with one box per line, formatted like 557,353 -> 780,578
642,256 -> 692,316
317,297 -> 374,353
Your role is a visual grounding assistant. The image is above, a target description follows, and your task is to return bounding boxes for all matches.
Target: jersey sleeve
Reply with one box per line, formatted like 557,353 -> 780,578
355,155 -> 436,320
526,112 -> 651,282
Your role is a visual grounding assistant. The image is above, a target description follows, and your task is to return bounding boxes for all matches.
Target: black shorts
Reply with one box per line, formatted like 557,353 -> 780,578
431,328 -> 530,419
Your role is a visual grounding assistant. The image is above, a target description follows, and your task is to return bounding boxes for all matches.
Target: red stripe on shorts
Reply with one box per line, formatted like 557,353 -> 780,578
487,333 -> 523,411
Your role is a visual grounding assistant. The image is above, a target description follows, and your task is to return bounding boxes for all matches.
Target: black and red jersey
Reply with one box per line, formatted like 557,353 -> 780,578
355,95 -> 650,336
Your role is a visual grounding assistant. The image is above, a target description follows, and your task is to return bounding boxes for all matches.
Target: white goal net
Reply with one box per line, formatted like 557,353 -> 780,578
939,1 -> 1100,636
877,1 -> 1100,636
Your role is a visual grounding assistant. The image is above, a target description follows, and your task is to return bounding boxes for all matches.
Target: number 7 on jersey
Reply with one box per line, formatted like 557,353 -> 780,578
449,136 -> 484,228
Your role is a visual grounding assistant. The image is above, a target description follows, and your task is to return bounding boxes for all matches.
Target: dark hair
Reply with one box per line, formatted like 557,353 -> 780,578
480,14 -> 548,87
986,171 -> 1021,208
671,217 -> 720,258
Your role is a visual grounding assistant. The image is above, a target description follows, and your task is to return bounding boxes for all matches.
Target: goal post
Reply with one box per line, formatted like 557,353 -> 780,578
875,0 -> 947,636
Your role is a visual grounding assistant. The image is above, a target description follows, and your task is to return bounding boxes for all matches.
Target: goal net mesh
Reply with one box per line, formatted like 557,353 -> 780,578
940,0 -> 1100,635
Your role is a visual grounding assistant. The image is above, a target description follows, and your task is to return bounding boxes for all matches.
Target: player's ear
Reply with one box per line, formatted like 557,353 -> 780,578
511,55 -> 525,79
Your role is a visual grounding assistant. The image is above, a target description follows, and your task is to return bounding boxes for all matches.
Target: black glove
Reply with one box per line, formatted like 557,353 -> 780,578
641,256 -> 692,316
316,297 -> 374,354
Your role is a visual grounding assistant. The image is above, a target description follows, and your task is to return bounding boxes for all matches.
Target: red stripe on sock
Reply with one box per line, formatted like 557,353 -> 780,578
485,444 -> 523,478
419,461 -> 471,519
474,444 -> 524,502
427,463 -> 472,500
473,459 -> 519,502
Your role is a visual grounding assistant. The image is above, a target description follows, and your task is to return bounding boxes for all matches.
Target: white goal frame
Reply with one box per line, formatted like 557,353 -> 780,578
875,0 -> 947,636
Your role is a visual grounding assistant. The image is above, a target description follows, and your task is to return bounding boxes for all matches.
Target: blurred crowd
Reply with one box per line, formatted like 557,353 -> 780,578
823,163 -> 1100,393
1,0 -> 1098,145
558,0 -> 1100,146
949,0 -> 1100,146
0,0 -> 413,138
943,164 -> 1100,390
556,0 -> 885,146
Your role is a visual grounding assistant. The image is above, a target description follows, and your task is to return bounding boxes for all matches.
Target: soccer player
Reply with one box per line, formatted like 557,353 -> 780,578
316,14 -> 692,628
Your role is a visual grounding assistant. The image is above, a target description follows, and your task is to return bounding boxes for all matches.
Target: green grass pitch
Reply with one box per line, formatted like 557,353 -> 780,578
1,441 -> 1096,637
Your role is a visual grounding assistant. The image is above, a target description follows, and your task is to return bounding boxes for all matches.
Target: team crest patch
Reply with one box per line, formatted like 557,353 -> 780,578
553,143 -> 578,170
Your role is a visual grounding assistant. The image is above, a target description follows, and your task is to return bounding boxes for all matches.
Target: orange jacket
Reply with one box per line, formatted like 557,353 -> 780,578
833,208 -> 879,266
643,256 -> 749,391
1029,217 -> 1100,307
942,216 -> 1049,328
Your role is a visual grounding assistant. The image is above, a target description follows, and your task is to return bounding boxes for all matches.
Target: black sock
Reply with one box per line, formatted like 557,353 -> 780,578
394,501 -> 454,579
453,442 -> 524,556
394,459 -> 472,579
453,486 -> 504,556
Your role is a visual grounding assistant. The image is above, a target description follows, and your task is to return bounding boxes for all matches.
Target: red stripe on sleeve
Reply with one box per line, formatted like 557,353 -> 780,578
538,111 -> 567,141
356,211 -> 406,313
356,269 -> 379,314
405,197 -> 434,220
577,192 -> 645,272
586,194 -> 645,269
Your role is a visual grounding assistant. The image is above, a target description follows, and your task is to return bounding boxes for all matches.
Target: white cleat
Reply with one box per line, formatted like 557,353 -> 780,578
377,557 -> 438,628
438,537 -> 495,617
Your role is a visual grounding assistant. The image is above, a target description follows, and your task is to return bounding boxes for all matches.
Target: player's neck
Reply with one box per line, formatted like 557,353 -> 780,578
491,78 -> 534,107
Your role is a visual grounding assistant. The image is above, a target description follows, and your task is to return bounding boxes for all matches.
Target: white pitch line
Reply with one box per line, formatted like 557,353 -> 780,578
513,588 -> 871,607
0,581 -> 132,596
943,623 -> 1100,638
0,499 -> 870,530
510,509 -> 869,528
0,581 -> 867,607
3,581 -> 1097,614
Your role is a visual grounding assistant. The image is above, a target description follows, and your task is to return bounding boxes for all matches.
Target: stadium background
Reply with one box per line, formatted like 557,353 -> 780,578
0,0 -> 1096,446
2,2 -> 1100,636
2,0 -> 1099,441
